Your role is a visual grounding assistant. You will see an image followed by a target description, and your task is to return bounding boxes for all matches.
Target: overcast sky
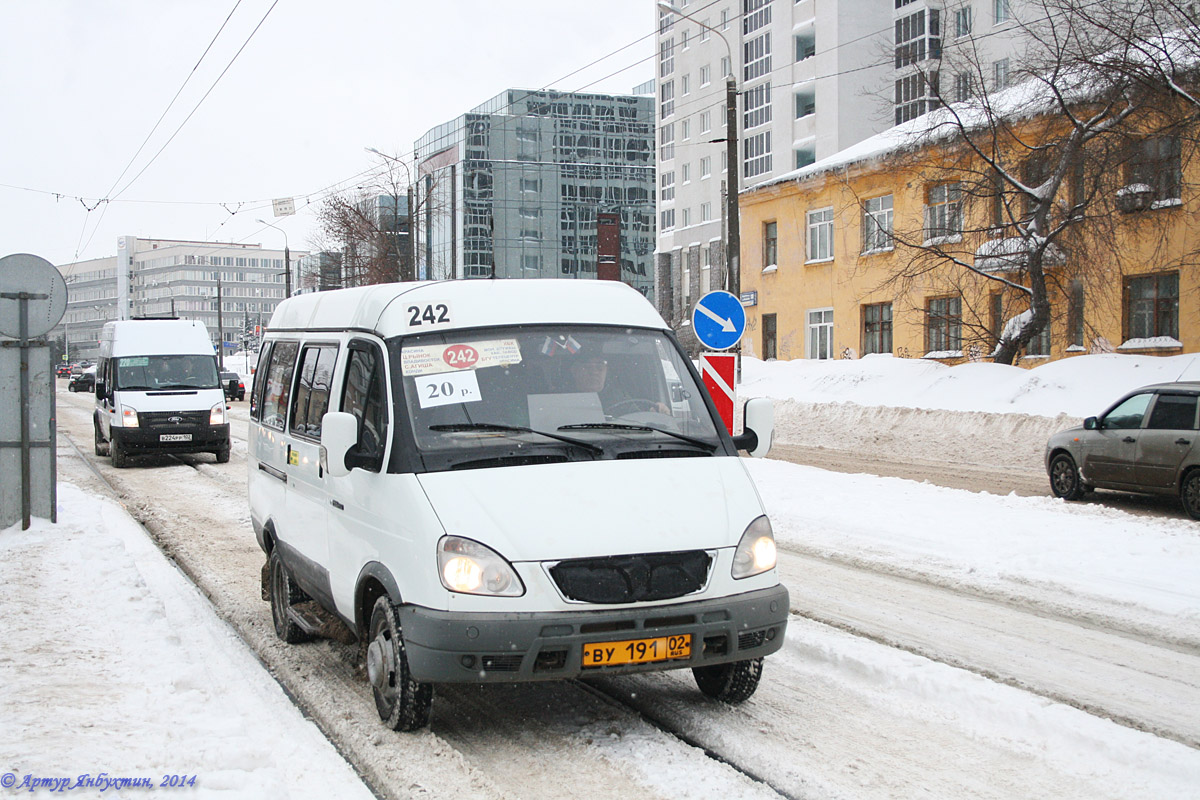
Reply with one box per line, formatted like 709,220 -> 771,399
1,0 -> 655,267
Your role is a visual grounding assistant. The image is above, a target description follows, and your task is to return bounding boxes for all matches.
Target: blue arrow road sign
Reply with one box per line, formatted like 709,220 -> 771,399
691,290 -> 746,351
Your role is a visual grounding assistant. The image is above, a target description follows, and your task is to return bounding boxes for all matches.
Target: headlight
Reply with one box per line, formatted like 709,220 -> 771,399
119,405 -> 139,428
732,515 -> 777,579
210,402 -> 226,426
437,536 -> 524,596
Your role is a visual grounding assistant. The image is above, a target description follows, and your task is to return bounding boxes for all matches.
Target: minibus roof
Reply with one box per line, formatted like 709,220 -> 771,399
266,280 -> 669,337
100,319 -> 215,357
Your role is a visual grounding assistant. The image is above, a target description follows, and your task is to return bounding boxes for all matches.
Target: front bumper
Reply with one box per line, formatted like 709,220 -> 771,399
399,584 -> 789,683
111,423 -> 229,454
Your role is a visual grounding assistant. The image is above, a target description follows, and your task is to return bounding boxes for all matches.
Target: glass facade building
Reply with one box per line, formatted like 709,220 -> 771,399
415,88 -> 656,298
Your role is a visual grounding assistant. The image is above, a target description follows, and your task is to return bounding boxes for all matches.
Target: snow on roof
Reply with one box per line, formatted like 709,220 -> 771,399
745,27 -> 1200,196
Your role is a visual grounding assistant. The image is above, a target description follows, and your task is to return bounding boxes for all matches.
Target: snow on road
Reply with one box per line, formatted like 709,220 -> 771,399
0,483 -> 375,799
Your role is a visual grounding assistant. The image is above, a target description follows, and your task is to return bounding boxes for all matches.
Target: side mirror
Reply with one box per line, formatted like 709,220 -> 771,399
732,397 -> 774,458
1084,416 -> 1098,430
320,411 -> 360,478
95,379 -> 106,399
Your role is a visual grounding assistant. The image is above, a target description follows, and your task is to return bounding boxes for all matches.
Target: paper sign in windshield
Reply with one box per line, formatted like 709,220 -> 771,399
414,370 -> 482,409
402,339 -> 522,377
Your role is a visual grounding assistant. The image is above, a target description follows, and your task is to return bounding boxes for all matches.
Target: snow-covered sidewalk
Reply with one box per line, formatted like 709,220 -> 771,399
0,483 -> 375,799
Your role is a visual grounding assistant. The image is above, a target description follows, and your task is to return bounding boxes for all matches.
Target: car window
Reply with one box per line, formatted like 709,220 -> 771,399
251,345 -> 273,420
340,344 -> 387,469
260,341 -> 299,431
1103,392 -> 1153,430
290,344 -> 339,438
1146,394 -> 1198,430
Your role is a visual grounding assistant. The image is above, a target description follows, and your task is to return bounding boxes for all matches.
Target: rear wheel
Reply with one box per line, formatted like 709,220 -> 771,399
269,549 -> 310,644
1049,453 -> 1086,500
1181,471 -> 1200,521
366,596 -> 432,731
692,657 -> 763,704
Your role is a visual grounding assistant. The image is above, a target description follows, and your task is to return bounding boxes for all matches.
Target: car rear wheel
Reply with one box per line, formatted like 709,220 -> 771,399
1049,453 -> 1086,500
269,549 -> 311,644
692,657 -> 763,704
1181,471 -> 1200,521
93,419 -> 108,456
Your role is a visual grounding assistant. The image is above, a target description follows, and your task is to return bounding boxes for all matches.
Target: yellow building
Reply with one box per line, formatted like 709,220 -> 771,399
738,113 -> 1199,366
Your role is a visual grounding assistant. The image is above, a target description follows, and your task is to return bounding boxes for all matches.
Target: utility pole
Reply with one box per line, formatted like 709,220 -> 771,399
216,275 -> 224,371
725,73 -> 740,301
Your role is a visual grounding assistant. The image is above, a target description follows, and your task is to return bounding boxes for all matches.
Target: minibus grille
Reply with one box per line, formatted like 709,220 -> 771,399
549,550 -> 711,604
139,411 -> 209,429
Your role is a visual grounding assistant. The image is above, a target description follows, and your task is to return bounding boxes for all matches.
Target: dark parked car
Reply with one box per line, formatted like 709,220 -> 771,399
1046,382 -> 1200,519
220,371 -> 245,401
68,367 -> 97,393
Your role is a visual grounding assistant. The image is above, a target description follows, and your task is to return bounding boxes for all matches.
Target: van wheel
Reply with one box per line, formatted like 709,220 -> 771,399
93,420 -> 109,456
269,550 -> 311,644
366,596 -> 432,731
110,438 -> 128,469
693,657 -> 763,704
215,445 -> 231,464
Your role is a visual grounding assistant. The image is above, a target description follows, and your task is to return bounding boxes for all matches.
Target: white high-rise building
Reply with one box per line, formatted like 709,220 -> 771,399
654,0 -> 1033,335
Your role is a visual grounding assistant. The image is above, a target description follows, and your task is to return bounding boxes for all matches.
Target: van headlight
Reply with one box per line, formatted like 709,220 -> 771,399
210,402 -> 226,426
119,405 -> 139,428
732,516 -> 777,579
437,536 -> 525,597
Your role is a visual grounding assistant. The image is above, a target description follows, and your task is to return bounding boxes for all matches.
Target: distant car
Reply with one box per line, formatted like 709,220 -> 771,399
220,371 -> 245,401
68,366 -> 97,393
56,365 -> 71,378
1046,381 -> 1200,520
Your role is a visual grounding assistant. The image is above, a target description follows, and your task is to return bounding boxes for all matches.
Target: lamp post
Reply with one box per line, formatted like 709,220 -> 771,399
657,2 -> 740,303
256,218 -> 291,298
366,147 -> 417,282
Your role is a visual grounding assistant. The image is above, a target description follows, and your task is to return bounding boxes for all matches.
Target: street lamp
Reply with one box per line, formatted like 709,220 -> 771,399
256,218 -> 292,299
657,1 -> 740,302
366,147 -> 417,282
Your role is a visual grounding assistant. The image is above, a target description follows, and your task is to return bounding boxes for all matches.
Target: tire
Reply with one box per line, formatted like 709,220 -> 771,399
366,596 -> 432,731
1049,453 -> 1086,500
692,657 -> 763,704
93,420 -> 108,456
215,444 -> 231,464
110,437 -> 128,469
68,384 -> 76,393
269,549 -> 311,644
1181,471 -> 1200,521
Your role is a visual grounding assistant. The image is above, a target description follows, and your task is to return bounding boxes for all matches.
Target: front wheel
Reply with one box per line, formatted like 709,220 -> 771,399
215,444 -> 231,464
1049,453 -> 1086,500
692,657 -> 763,704
1181,471 -> 1200,521
366,597 -> 432,731
110,437 -> 128,469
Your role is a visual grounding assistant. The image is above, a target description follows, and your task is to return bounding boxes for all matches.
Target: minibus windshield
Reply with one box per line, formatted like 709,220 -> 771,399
397,325 -> 724,471
114,354 -> 220,391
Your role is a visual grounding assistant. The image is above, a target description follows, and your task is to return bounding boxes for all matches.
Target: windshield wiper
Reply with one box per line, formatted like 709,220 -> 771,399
557,423 -> 718,452
428,423 -> 604,455
153,384 -> 203,390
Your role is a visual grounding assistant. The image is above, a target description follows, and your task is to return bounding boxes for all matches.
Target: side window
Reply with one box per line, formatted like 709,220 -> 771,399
1146,394 -> 1198,431
1103,392 -> 1153,430
290,344 -> 339,438
340,345 -> 387,468
250,344 -> 273,420
260,341 -> 299,432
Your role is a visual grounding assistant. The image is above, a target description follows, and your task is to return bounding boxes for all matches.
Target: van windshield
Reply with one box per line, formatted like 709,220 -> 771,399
114,355 -> 220,391
396,325 -> 725,471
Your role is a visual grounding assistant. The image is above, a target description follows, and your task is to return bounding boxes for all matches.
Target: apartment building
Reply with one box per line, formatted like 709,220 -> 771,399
655,0 -> 1034,336
414,88 -> 656,296
55,237 -> 304,362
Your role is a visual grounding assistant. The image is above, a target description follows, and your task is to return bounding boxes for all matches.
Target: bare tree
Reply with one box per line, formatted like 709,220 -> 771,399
872,0 -> 1199,364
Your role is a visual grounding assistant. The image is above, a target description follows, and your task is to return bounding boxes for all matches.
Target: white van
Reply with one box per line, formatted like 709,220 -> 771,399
249,280 -> 787,731
93,319 -> 230,468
